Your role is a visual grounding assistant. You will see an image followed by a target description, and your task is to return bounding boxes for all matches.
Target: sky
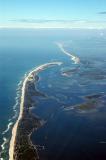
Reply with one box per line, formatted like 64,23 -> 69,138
0,0 -> 106,29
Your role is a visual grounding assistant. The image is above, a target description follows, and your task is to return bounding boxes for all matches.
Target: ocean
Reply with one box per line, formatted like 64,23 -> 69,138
0,29 -> 106,160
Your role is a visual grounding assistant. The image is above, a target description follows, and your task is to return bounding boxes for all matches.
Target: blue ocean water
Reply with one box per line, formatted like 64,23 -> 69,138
0,29 -> 106,160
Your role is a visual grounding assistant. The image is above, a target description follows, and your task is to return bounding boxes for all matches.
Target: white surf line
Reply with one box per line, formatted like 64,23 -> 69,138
1,137 -> 8,151
0,80 -> 24,160
56,42 -> 80,64
9,62 -> 62,160
2,122 -> 13,135
0,137 -> 8,159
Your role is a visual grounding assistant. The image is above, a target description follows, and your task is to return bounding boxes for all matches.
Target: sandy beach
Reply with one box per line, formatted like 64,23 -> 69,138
9,62 -> 62,160
56,42 -> 80,64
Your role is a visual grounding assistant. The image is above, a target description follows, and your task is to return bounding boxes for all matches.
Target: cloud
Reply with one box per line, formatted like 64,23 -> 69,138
10,19 -> 81,24
98,11 -> 106,14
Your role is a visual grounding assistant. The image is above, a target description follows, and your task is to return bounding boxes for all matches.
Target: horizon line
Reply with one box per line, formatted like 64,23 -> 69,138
0,26 -> 106,30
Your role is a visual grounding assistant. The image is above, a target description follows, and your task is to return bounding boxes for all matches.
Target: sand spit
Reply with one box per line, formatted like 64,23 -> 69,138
9,62 -> 62,160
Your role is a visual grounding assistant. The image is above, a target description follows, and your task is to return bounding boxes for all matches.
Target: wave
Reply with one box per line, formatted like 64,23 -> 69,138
0,79 -> 23,160
1,137 -> 8,150
56,42 -> 80,64
2,122 -> 13,135
0,137 -> 8,160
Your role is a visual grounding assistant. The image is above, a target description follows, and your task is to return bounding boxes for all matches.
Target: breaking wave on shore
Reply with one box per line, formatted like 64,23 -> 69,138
0,79 -> 24,160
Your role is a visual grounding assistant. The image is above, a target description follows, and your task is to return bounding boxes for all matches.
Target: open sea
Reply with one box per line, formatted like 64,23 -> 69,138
0,29 -> 106,160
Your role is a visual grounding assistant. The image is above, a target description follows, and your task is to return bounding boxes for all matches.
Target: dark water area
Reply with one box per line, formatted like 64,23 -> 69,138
31,59 -> 106,159
0,29 -> 106,159
30,31 -> 106,159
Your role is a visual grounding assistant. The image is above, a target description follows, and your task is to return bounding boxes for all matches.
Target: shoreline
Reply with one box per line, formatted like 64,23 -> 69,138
56,42 -> 80,64
9,62 -> 62,160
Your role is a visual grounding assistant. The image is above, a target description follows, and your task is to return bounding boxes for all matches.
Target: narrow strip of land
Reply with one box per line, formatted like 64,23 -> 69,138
56,42 -> 80,64
9,62 -> 62,160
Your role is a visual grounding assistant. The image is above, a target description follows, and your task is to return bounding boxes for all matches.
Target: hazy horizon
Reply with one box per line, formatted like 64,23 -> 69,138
1,0 -> 106,29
